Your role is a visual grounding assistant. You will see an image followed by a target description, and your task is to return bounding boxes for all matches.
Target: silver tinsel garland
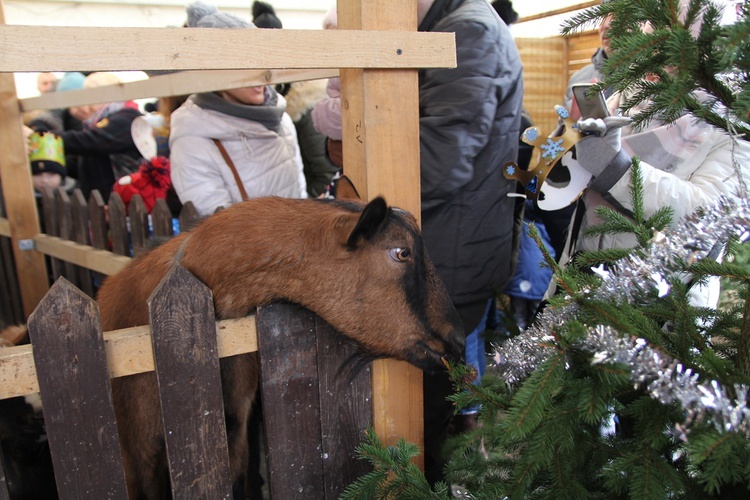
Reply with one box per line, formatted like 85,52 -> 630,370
490,196 -> 750,437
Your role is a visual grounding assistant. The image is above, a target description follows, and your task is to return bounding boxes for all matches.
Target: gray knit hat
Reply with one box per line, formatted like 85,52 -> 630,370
186,1 -> 253,28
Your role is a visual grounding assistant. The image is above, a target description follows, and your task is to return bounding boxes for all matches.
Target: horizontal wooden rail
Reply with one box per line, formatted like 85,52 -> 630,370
0,316 -> 257,400
33,234 -> 131,276
0,27 -> 456,72
518,1 -> 600,24
22,68 -> 339,111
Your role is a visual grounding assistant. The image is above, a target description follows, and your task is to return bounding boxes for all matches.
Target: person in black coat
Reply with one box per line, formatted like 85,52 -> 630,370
417,0 -> 524,484
58,72 -> 144,202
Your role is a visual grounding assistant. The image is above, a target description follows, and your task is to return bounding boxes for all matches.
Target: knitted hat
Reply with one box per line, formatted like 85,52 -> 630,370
252,1 -> 282,29
491,0 -> 519,26
186,1 -> 252,28
28,132 -> 66,178
56,72 -> 86,92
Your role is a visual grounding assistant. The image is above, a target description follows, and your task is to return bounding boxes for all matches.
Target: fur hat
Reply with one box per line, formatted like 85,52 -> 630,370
252,1 -> 282,29
186,1 -> 252,29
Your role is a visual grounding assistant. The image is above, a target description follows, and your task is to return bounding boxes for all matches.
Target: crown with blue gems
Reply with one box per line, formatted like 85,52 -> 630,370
503,105 -> 583,201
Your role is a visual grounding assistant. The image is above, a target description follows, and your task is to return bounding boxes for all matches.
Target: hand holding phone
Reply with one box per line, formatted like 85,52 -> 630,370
572,83 -> 609,120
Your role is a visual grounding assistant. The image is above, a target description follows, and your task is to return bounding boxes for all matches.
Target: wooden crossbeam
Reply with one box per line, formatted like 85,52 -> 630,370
33,234 -> 131,276
0,27 -> 456,72
21,68 -> 339,111
0,316 -> 257,400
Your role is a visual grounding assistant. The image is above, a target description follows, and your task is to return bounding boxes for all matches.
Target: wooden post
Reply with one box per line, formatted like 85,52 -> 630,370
0,1 -> 49,317
338,0 -> 425,466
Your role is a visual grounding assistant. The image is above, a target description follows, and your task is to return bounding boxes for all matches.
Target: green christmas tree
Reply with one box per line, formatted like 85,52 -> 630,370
342,1 -> 750,498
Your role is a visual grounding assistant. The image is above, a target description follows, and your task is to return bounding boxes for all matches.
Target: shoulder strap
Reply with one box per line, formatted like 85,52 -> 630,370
212,139 -> 249,201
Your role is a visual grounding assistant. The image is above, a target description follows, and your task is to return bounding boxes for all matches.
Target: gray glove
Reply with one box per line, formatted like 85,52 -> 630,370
575,116 -> 633,178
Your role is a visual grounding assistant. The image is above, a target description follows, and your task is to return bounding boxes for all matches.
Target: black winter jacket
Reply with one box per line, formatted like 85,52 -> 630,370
418,0 -> 524,311
61,107 -> 143,202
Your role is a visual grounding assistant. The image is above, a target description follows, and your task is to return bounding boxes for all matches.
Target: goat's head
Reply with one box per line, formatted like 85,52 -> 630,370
292,197 -> 465,372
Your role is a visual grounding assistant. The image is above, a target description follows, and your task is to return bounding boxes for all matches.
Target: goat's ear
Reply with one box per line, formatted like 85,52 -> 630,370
346,197 -> 388,248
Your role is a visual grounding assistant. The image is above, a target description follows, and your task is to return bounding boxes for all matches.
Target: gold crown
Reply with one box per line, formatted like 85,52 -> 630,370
503,105 -> 583,201
28,132 -> 65,167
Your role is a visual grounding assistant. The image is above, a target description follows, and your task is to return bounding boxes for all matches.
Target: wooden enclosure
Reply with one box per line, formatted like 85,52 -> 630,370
0,0 -> 603,496
516,29 -> 601,133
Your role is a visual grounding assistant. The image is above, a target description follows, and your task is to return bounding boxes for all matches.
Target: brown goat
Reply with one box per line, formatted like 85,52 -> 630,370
96,196 -> 464,499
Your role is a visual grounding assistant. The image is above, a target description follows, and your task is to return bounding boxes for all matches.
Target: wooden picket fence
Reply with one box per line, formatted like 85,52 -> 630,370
0,267 -> 372,498
37,186 -> 200,298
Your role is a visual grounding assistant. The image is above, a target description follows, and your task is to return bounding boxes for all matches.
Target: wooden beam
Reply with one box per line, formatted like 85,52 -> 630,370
0,4 -> 48,318
0,316 -> 257,400
33,234 -> 131,276
0,27 -> 456,72
339,0 -> 426,468
518,0 -> 600,24
0,216 -> 9,237
21,68 -> 339,111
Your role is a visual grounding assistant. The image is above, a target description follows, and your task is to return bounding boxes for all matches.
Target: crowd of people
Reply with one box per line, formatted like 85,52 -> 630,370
18,0 -> 750,492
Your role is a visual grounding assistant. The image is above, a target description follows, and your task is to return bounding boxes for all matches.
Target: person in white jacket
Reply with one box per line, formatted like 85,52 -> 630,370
573,89 -> 750,308
169,1 -> 306,217
169,87 -> 306,216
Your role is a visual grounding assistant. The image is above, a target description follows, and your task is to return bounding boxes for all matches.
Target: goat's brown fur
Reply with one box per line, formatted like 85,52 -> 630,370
96,196 -> 463,499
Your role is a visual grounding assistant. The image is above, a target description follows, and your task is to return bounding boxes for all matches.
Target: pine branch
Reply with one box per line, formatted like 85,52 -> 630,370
739,283 -> 750,377
340,428 -> 450,500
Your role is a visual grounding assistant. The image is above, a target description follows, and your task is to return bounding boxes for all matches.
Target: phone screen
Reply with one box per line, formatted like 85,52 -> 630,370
572,84 -> 609,120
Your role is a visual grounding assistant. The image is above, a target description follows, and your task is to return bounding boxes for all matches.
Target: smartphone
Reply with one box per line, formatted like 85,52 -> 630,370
572,83 -> 609,120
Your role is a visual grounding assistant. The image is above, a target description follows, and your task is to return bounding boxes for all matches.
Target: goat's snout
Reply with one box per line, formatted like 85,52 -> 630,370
444,330 -> 465,366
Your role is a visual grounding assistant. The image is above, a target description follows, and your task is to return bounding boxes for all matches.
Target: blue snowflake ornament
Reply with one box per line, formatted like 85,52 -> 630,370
541,138 -> 565,159
505,164 -> 516,176
523,127 -> 539,143
557,107 -> 570,119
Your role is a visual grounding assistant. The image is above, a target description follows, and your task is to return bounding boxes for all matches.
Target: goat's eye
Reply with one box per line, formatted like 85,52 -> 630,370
389,247 -> 411,262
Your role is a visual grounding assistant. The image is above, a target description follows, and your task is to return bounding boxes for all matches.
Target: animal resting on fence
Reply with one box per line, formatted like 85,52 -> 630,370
95,195 -> 465,499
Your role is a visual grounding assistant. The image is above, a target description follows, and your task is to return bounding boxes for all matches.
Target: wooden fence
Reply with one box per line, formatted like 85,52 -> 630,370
37,188 -> 200,296
1,270 -> 371,498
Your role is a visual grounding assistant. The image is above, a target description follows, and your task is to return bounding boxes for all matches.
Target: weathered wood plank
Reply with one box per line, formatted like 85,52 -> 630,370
70,190 -> 94,297
27,278 -> 128,499
149,265 -> 233,499
257,303 -> 325,498
54,188 -> 77,284
42,188 -> 63,281
0,316 -> 257,400
87,190 -> 109,290
178,201 -> 201,233
22,68 -> 339,112
0,27 -> 456,72
32,234 -> 131,276
151,199 -> 173,240
129,195 -> 149,256
88,190 -> 108,251
315,318 -> 373,498
108,192 -> 129,256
